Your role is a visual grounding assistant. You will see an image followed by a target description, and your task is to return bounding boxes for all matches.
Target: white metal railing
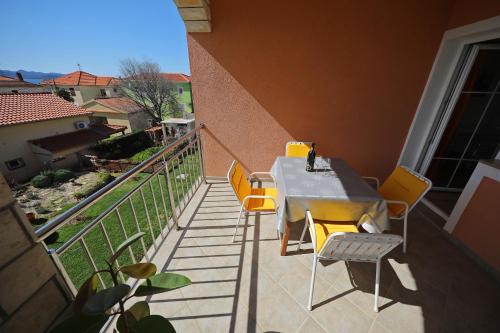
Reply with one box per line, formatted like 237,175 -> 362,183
36,126 -> 205,295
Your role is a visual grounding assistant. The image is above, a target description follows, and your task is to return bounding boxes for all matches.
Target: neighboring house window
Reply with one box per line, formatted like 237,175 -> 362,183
11,90 -> 18,94
100,89 -> 107,97
69,87 -> 76,96
113,88 -> 118,93
178,87 -> 183,95
5,158 -> 25,170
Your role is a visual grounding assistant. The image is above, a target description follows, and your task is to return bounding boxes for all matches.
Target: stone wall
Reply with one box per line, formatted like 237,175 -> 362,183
0,174 -> 71,332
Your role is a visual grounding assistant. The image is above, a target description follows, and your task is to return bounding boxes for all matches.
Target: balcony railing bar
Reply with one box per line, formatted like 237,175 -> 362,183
164,159 -> 180,230
179,155 -> 189,208
98,223 -> 126,282
148,180 -> 164,237
156,174 -> 170,233
128,197 -> 149,262
184,149 -> 195,198
80,238 -> 106,289
140,187 -> 157,251
115,209 -> 136,264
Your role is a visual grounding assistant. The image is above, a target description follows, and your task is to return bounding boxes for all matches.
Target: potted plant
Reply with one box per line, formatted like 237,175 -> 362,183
50,232 -> 190,332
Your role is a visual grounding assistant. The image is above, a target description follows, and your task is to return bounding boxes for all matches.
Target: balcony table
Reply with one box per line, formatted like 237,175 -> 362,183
271,156 -> 389,255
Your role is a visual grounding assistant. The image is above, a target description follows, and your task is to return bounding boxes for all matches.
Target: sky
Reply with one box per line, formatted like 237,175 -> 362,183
0,0 -> 190,76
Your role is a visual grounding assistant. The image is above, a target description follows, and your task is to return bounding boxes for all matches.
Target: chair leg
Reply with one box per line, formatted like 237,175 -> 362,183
403,212 -> 408,253
308,254 -> 318,311
232,205 -> 245,243
297,220 -> 308,251
374,258 -> 381,312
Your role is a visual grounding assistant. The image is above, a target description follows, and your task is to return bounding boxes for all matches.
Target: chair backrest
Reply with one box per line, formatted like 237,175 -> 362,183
319,232 -> 403,262
227,160 -> 251,203
285,141 -> 312,157
379,166 -> 432,216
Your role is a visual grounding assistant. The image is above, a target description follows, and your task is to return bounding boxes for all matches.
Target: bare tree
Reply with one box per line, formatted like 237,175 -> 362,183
119,59 -> 181,122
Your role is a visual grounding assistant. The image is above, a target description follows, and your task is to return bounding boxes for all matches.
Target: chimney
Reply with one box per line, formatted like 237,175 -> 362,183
15,72 -> 24,81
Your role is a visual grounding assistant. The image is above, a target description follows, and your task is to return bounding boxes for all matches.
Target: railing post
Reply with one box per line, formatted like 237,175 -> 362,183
164,160 -> 180,230
196,127 -> 206,184
49,248 -> 78,296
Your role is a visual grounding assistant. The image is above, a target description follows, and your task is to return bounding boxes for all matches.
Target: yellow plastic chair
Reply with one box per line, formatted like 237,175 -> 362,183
227,160 -> 278,242
364,166 -> 432,253
285,141 -> 313,157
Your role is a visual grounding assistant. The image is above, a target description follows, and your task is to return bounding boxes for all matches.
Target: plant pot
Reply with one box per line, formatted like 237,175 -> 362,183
26,212 -> 36,223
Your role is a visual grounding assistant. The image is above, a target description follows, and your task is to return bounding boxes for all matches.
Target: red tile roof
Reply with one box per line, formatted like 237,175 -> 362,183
87,97 -> 143,114
0,92 -> 92,127
160,73 -> 191,83
41,71 -> 121,86
29,124 -> 127,153
0,74 -> 38,88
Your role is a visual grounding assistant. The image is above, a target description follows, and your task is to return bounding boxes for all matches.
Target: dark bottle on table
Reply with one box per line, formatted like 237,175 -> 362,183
306,143 -> 316,172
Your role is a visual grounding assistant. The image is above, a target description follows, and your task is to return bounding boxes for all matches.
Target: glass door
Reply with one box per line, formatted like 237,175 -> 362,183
422,45 -> 500,213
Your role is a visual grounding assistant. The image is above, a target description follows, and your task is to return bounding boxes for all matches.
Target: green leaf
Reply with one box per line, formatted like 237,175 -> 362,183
134,273 -> 191,297
117,312 -> 136,333
117,301 -> 150,332
131,315 -> 176,333
82,284 -> 130,315
109,232 -> 145,264
74,274 -> 99,314
121,263 -> 157,279
49,314 -> 107,333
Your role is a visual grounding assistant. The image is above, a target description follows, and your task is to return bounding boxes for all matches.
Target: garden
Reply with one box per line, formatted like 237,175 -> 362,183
15,130 -> 201,289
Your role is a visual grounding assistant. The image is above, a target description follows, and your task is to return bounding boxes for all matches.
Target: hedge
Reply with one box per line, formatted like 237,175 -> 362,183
90,131 -> 154,160
53,169 -> 75,182
130,146 -> 163,163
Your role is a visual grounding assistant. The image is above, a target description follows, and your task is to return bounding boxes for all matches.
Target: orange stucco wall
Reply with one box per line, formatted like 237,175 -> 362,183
188,1 -> 500,178
447,0 -> 500,29
453,177 -> 500,271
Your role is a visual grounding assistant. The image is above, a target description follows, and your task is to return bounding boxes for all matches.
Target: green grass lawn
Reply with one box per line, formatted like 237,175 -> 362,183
47,151 -> 201,289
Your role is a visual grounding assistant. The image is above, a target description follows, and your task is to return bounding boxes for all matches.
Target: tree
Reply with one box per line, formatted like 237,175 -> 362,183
119,59 -> 181,122
55,87 -> 74,102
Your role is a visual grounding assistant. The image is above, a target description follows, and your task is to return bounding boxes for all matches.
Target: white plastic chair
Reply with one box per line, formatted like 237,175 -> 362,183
298,210 -> 403,311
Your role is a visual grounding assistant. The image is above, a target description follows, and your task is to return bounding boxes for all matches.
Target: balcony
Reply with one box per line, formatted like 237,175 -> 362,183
31,128 -> 500,333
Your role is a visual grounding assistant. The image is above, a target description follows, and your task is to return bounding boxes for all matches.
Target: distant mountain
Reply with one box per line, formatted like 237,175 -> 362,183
0,69 -> 64,84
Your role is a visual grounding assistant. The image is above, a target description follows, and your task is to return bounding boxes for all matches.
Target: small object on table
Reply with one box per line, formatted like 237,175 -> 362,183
306,143 -> 316,172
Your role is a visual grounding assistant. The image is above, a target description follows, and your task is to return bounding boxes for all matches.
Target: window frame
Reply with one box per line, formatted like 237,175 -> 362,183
5,158 -> 26,170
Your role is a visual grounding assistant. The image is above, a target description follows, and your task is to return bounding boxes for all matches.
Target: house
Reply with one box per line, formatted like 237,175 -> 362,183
81,97 -> 153,133
161,73 -> 193,115
41,71 -> 122,105
0,92 -> 125,183
0,72 -> 48,94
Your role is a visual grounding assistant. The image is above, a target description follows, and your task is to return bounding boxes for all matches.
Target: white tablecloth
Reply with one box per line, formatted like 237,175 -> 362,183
271,157 -> 389,233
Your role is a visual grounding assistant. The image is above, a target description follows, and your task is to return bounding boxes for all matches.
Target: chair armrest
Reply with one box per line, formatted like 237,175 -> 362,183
384,199 -> 409,217
249,172 -> 276,184
362,176 -> 380,190
242,195 -> 278,208
357,213 -> 382,233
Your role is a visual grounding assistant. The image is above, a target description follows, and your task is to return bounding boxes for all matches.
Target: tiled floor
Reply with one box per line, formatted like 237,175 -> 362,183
133,181 -> 500,333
